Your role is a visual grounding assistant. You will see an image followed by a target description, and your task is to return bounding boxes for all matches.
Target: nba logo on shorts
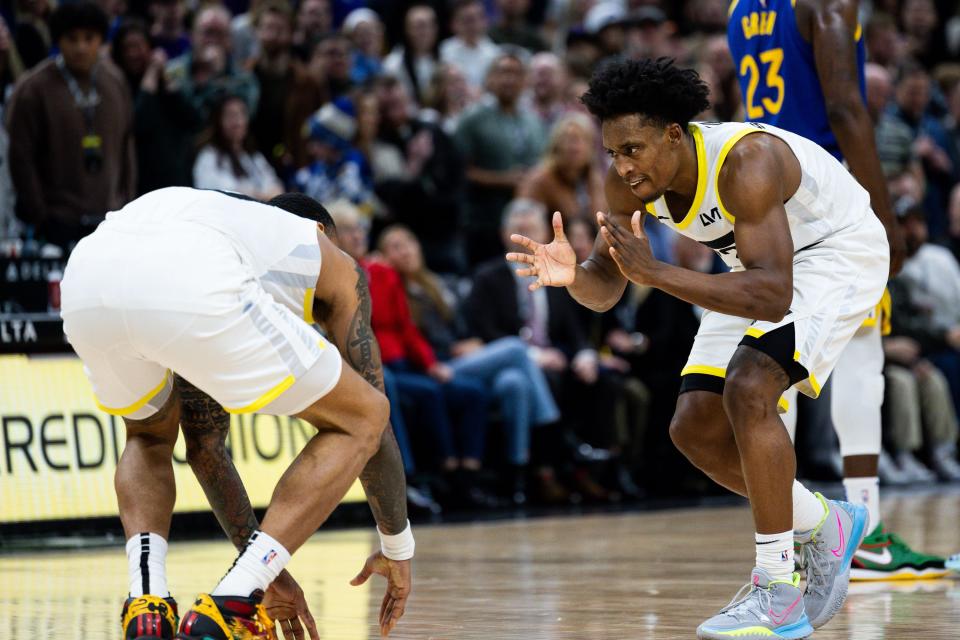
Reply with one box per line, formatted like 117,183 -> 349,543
262,550 -> 278,565
781,550 -> 789,562
861,489 -> 870,504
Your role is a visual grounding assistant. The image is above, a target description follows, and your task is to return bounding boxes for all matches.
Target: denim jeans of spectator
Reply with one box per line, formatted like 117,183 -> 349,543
386,360 -> 489,465
449,337 -> 561,465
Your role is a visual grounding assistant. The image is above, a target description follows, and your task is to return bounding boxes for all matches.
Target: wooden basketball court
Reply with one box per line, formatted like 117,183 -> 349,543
2,490 -> 958,639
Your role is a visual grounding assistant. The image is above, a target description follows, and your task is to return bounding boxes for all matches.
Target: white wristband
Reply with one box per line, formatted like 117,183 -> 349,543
378,520 -> 415,561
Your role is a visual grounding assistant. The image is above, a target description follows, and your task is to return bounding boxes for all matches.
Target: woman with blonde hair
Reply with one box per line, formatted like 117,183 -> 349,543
517,111 -> 606,223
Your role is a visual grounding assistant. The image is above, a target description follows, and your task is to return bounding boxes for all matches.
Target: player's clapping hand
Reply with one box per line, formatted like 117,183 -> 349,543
263,569 -> 319,640
507,211 -> 577,290
351,552 -> 411,637
599,211 -> 660,285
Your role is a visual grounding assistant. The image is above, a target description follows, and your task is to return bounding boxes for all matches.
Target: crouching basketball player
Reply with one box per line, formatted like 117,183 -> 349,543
61,189 -> 412,639
509,59 -> 883,639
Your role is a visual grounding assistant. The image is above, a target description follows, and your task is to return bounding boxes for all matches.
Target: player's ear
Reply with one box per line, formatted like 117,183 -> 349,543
317,222 -> 327,234
667,123 -> 683,146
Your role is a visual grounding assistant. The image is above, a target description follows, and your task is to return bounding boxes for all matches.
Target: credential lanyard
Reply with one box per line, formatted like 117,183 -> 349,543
55,54 -> 101,150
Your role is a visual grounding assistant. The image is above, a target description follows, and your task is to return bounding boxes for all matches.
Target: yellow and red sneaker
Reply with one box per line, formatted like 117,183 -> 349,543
121,594 -> 179,640
176,592 -> 276,640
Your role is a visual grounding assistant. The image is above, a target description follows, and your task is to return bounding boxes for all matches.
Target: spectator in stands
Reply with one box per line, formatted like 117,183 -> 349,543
868,63 -> 920,181
583,1 -> 628,60
382,4 -> 441,106
421,62 -> 475,134
900,0 -> 948,69
292,0 -> 332,61
892,202 -> 960,423
374,75 -> 466,273
193,94 -> 283,200
249,1 -> 326,178
889,64 -> 959,237
440,0 -> 501,91
229,0 -> 267,69
865,12 -> 900,72
696,33 -> 741,121
525,52 -> 568,128
517,111 -> 606,224
0,15 -> 23,100
343,7 -> 383,85
13,0 -> 52,70
456,50 -> 546,263
490,0 -> 548,52
295,98 -> 375,215
883,332 -> 960,482
379,223 -> 563,495
111,18 -> 198,194
354,89 -> 405,181
165,5 -> 259,125
7,2 -> 135,248
466,198 -> 606,503
146,0 -> 189,60
625,6 -> 677,61
328,200 -> 497,508
309,32 -> 354,99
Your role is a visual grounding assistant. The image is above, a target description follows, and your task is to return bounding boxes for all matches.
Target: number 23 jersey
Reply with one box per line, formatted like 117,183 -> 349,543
727,0 -> 866,160
646,121 -> 872,271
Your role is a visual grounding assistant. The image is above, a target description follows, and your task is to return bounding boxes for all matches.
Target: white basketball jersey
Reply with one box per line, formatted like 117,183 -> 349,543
648,121 -> 872,270
101,187 -> 322,320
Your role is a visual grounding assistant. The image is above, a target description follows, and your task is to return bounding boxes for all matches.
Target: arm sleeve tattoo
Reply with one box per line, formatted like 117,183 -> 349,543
176,374 -> 260,550
335,264 -> 409,534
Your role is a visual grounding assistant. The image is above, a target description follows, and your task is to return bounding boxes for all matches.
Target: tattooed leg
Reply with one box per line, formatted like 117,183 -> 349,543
178,374 -> 259,550
116,385 -> 181,539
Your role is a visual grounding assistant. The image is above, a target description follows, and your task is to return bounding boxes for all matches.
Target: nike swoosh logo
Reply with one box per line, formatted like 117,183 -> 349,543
855,547 -> 893,564
831,512 -> 845,558
769,593 -> 802,625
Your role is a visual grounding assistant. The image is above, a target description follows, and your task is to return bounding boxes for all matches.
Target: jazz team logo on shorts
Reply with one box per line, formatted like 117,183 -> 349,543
262,550 -> 279,565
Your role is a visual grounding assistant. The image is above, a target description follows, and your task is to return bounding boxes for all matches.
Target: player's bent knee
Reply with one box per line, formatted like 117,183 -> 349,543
722,368 -> 777,428
670,392 -> 725,462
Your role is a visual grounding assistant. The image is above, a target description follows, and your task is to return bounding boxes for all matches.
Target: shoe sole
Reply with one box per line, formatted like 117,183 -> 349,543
809,503 -> 869,629
850,566 -> 952,581
697,617 -> 814,640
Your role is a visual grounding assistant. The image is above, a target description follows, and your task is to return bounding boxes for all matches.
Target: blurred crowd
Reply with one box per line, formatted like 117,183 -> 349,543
1,0 -> 960,513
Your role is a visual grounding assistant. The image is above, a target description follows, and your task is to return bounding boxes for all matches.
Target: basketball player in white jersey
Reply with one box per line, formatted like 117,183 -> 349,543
509,59 -> 882,639
60,190 -> 412,639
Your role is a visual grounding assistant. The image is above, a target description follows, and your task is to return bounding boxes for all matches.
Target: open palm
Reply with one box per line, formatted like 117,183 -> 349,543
506,211 -> 577,290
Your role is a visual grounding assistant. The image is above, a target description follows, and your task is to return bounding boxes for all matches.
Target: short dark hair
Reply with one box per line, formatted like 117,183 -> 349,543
581,57 -> 710,128
50,2 -> 110,44
268,193 -> 336,231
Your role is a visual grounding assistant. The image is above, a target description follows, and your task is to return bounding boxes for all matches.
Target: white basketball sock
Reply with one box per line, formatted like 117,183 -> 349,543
126,532 -> 170,597
756,530 -> 794,582
844,476 -> 880,534
212,530 -> 290,597
792,480 -> 827,533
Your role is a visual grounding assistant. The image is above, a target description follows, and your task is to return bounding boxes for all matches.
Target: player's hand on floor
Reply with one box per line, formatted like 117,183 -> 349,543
599,211 -> 659,285
263,569 -> 319,640
507,211 -> 577,290
351,552 -> 412,637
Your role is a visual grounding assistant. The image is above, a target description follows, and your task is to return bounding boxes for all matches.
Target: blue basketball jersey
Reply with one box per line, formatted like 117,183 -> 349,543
726,0 -> 866,160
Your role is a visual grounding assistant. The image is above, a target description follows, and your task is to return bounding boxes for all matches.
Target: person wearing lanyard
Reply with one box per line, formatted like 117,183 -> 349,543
6,2 -> 136,249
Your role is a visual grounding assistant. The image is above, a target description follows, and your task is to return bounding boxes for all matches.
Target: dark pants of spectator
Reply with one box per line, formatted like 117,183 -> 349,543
386,360 -> 490,465
929,350 -> 960,419
382,367 -> 416,475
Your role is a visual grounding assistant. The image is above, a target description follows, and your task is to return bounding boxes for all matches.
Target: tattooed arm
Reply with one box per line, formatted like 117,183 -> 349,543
315,238 -> 409,535
177,374 -> 259,549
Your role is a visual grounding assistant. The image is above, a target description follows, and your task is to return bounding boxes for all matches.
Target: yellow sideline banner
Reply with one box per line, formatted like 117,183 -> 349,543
0,355 -> 366,524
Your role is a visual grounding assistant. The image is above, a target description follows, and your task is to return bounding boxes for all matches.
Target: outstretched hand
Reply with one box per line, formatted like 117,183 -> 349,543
351,552 -> 412,637
262,569 -> 319,640
506,211 -> 577,290
598,210 -> 660,285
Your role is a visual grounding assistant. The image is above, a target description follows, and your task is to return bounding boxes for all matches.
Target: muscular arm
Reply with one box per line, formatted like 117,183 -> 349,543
799,0 -> 903,272
640,136 -> 795,321
177,374 -> 259,550
566,167 -> 631,311
315,235 -> 409,535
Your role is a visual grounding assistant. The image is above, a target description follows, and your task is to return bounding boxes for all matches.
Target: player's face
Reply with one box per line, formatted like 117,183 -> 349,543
602,114 -> 680,204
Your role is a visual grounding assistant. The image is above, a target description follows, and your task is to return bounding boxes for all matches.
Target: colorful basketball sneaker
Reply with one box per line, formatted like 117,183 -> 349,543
795,495 -> 869,629
121,594 -> 179,640
176,593 -> 276,640
946,553 -> 960,573
851,523 -> 949,581
696,568 -> 813,640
